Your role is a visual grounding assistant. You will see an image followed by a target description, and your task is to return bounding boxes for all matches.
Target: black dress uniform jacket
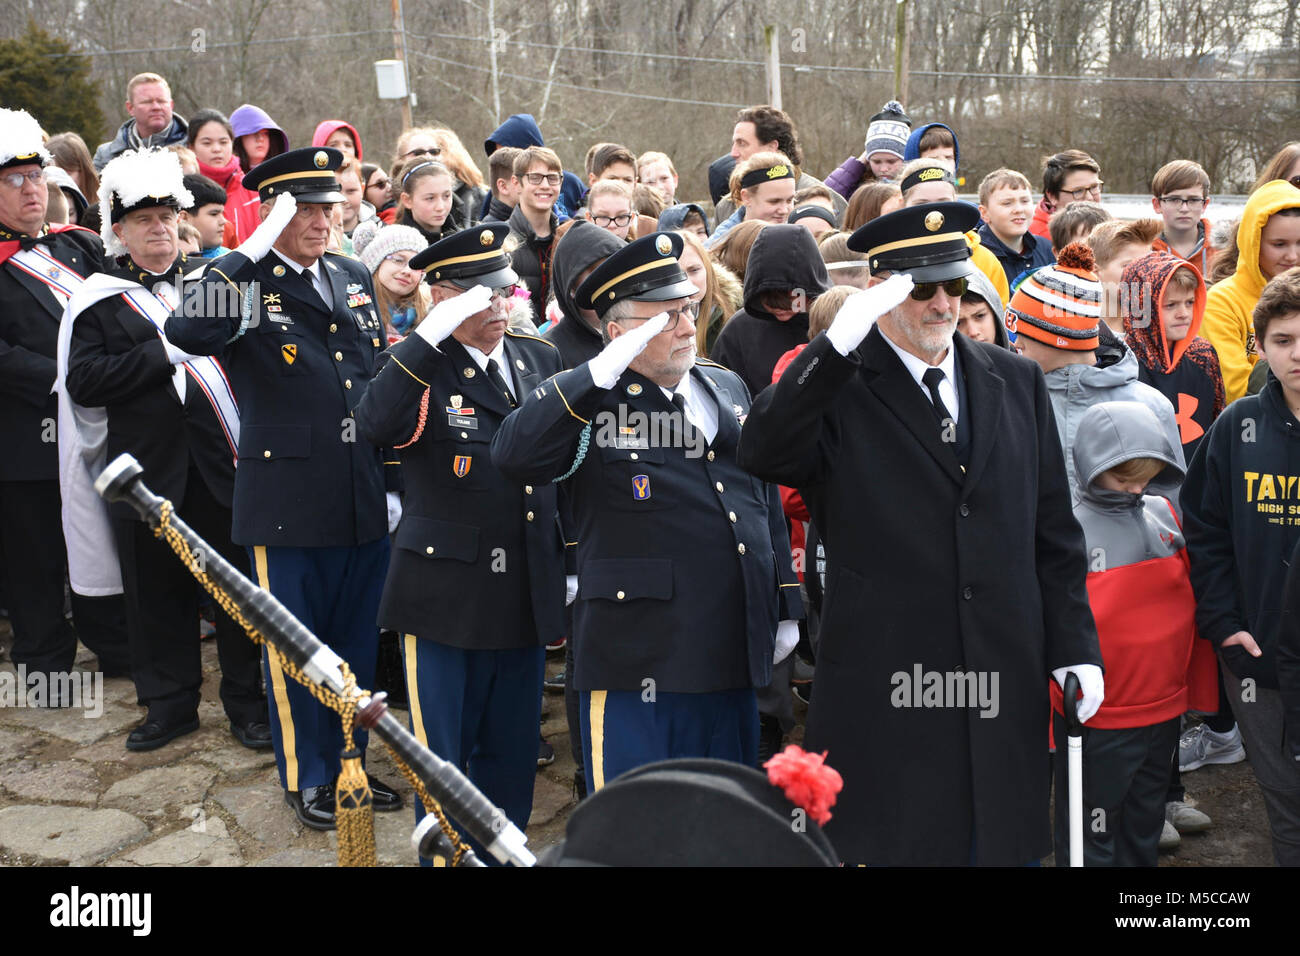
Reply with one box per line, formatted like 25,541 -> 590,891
0,225 -> 104,481
356,330 -> 566,649
65,259 -> 234,510
164,250 -> 388,547
492,359 -> 803,694
736,328 -> 1102,866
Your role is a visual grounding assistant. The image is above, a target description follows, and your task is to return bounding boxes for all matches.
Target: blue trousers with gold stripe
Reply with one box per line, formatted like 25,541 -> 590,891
579,687 -> 759,793
402,637 -> 544,863
250,540 -> 389,792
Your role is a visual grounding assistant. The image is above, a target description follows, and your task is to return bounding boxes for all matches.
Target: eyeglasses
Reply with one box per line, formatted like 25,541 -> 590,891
653,300 -> 701,332
523,172 -> 562,187
1061,181 -> 1104,201
910,277 -> 968,301
591,213 -> 632,228
491,283 -> 519,299
403,146 -> 441,158
1159,195 -> 1207,210
368,177 -> 390,191
383,252 -> 415,267
1,169 -> 46,189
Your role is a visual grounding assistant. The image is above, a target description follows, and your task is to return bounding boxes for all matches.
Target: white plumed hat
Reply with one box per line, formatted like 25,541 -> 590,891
0,108 -> 52,169
98,148 -> 194,258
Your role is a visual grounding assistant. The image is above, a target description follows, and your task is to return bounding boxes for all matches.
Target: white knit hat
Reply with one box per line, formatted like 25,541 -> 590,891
0,108 -> 52,169
98,148 -> 194,258
353,220 -> 427,273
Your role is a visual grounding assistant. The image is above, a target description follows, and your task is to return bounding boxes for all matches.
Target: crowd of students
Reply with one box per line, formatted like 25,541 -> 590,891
12,70 -> 1300,865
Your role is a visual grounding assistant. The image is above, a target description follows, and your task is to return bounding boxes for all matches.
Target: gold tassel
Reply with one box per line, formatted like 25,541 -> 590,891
335,748 -> 377,867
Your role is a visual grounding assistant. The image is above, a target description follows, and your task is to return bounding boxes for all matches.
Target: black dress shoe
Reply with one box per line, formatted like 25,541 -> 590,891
230,720 -> 274,750
366,774 -> 403,811
286,784 -> 336,831
126,715 -> 200,752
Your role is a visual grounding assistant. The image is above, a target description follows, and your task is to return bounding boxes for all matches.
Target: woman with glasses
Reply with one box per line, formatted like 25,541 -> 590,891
353,221 -> 429,345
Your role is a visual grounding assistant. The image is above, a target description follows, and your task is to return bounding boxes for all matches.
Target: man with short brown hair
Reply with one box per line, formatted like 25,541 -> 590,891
93,72 -> 189,172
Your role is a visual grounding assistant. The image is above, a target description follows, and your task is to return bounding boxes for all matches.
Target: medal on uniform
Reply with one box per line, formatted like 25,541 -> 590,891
615,426 -> 647,450
632,474 -> 651,500
453,455 -> 472,478
447,394 -> 477,428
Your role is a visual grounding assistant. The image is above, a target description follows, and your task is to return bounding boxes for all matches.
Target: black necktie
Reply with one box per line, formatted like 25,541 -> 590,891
671,392 -> 700,446
921,367 -> 955,427
487,358 -> 517,408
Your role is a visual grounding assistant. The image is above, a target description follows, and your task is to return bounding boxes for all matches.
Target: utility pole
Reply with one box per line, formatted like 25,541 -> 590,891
392,0 -> 413,128
894,0 -> 910,106
765,25 -> 782,109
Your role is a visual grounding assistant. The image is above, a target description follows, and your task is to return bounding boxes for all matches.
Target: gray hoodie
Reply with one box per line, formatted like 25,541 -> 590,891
1044,344 -> 1186,504
962,268 -> 1012,350
1072,401 -> 1185,569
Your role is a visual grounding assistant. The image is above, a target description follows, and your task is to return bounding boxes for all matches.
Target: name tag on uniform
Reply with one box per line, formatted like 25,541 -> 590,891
614,426 -> 647,450
448,414 -> 478,429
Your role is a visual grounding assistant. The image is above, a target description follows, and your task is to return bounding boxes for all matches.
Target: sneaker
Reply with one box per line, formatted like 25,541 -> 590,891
1166,799 -> 1212,833
543,671 -> 566,694
1179,723 -> 1246,772
538,737 -> 555,768
545,636 -> 566,653
1158,818 -> 1181,851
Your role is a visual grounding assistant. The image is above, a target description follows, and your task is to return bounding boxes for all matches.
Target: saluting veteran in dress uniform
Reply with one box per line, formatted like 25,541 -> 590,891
736,202 -> 1105,865
165,147 -> 401,830
492,232 -> 803,794
356,226 -> 566,858
0,108 -> 129,688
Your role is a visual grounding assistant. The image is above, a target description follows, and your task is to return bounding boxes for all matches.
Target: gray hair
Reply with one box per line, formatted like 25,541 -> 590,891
599,296 -> 640,344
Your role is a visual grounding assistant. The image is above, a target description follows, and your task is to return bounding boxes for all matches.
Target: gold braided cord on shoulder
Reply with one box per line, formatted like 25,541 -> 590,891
153,501 -> 472,868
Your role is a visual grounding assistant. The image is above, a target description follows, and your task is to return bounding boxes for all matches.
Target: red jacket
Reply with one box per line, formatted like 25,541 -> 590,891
198,157 -> 261,245
773,344 -> 808,580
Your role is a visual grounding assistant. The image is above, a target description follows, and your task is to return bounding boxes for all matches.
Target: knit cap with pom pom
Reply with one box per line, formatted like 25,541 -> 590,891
353,220 -> 426,274
865,100 -> 911,161
1004,241 -> 1103,351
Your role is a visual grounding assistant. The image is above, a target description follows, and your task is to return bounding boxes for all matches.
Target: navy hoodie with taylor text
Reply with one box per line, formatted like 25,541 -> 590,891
1181,374 -> 1300,690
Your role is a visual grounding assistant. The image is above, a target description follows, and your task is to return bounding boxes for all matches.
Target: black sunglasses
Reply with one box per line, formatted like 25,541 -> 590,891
910,277 -> 968,301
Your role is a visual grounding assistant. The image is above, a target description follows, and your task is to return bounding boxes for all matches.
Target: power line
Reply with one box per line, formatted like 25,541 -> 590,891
42,29 -> 391,58
406,27 -> 1300,85
408,50 -> 748,109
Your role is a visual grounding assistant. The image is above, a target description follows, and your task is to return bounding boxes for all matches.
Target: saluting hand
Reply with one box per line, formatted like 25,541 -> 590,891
587,312 -> 670,389
414,284 -> 494,346
825,272 -> 915,356
238,192 -> 298,262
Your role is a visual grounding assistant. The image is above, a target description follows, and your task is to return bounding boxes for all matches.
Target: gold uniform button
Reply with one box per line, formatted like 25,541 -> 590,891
737,543 -> 746,555
729,511 -> 737,522
329,323 -> 338,333
345,379 -> 353,389
707,450 -> 715,462
525,485 -> 533,495
334,351 -> 343,361
616,590 -> 626,600
715,481 -> 725,493
526,511 -> 535,521
425,546 -> 434,555
263,450 -> 271,458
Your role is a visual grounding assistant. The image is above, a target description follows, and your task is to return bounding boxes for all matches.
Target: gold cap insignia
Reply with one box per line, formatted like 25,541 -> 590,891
450,394 -> 463,409
655,235 -> 672,256
766,164 -> 790,179
463,367 -> 476,378
626,383 -> 643,396
313,150 -> 329,169
924,211 -> 945,232
272,265 -> 286,277
480,230 -> 494,247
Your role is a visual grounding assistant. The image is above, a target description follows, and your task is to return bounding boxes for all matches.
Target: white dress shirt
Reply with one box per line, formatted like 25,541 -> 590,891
878,327 -> 960,424
463,338 -> 516,401
661,369 -> 720,445
271,250 -> 333,310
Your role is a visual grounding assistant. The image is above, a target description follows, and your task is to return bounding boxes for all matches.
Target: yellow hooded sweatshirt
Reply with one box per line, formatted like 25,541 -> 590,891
1202,181 -> 1300,402
966,231 -> 1010,305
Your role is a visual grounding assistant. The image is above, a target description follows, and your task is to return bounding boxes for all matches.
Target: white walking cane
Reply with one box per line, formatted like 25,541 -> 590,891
1063,671 -> 1084,867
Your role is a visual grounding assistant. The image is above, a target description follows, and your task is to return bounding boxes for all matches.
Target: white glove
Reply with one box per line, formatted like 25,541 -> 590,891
386,492 -> 403,534
1053,663 -> 1105,724
415,284 -> 494,347
162,339 -> 200,365
825,273 -> 915,356
587,312 -> 670,389
565,575 -> 578,607
237,192 -> 297,262
774,619 -> 800,665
